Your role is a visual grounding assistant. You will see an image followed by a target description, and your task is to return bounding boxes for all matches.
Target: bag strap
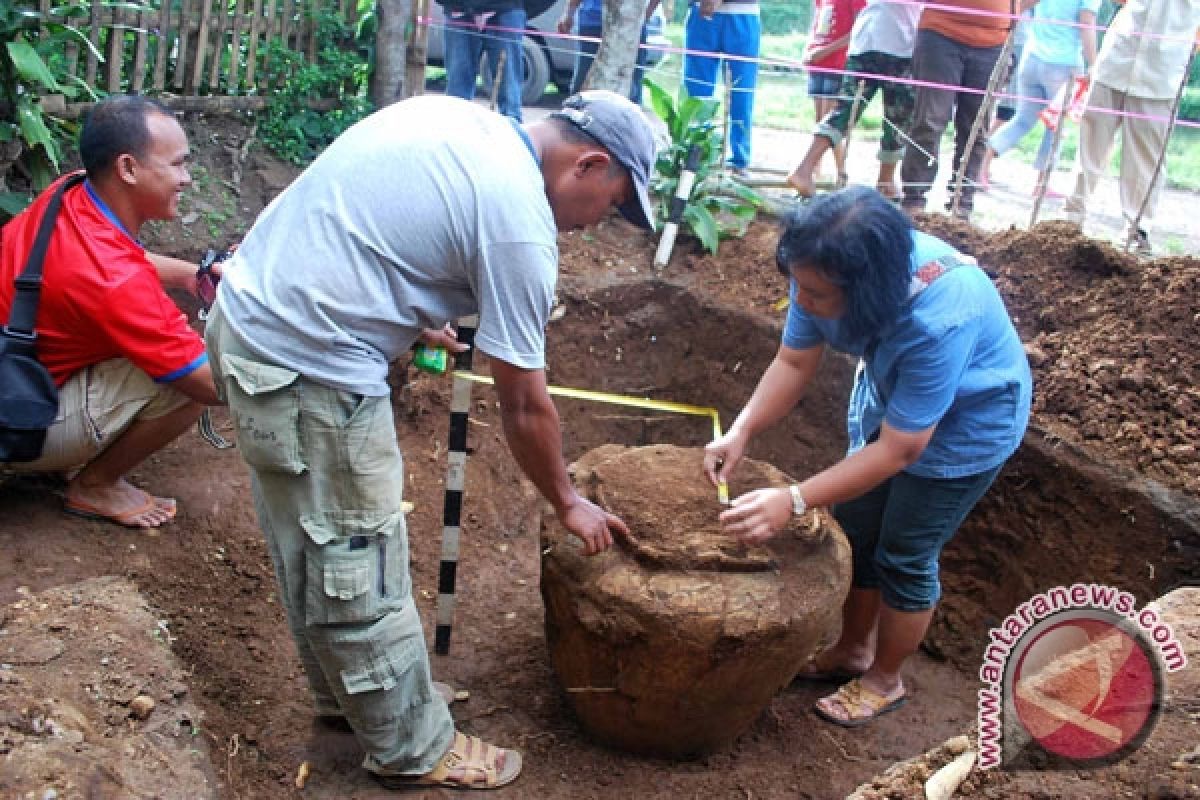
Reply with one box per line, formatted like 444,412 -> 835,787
5,172 -> 88,339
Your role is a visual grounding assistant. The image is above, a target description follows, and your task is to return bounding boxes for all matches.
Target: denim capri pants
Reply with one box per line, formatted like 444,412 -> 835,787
833,465 -> 1002,612
807,71 -> 843,99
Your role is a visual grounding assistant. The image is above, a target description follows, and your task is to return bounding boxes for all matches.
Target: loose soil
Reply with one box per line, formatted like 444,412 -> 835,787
1,113 -> 1198,799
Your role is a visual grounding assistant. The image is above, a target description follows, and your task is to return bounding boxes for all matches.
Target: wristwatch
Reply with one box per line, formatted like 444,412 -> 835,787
789,484 -> 807,517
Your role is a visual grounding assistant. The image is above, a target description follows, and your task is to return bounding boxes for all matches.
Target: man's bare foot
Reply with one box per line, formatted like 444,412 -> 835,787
65,477 -> 177,528
787,166 -> 817,198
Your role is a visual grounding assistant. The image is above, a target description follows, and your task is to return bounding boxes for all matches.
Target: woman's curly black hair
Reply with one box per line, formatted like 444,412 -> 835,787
776,187 -> 915,344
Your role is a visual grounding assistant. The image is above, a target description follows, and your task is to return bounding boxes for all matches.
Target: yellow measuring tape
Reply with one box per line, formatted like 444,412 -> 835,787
452,371 -> 730,504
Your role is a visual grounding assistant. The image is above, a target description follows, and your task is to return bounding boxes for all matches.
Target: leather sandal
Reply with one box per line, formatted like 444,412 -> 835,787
813,678 -> 907,728
375,731 -> 522,790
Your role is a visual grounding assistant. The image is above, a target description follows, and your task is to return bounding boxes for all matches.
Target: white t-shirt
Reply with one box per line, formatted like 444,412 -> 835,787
218,95 -> 558,396
848,0 -> 922,58
1092,0 -> 1200,99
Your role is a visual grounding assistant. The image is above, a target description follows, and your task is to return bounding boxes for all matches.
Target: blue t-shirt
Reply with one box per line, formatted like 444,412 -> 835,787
1025,0 -> 1101,68
782,231 -> 1032,479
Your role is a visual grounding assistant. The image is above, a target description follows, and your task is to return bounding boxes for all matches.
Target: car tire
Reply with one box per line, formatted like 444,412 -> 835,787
484,36 -> 552,107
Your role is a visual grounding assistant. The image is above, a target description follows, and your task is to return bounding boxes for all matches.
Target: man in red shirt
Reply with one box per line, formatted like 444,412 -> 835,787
0,95 -> 220,527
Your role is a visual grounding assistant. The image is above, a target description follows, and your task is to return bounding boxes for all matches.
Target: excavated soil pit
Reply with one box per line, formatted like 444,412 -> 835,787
539,277 -> 1200,674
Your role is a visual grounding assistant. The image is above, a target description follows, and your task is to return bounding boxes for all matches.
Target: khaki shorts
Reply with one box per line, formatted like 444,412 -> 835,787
7,358 -> 192,473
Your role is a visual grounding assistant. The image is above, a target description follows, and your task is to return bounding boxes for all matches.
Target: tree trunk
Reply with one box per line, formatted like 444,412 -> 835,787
373,0 -> 413,107
584,0 -> 647,96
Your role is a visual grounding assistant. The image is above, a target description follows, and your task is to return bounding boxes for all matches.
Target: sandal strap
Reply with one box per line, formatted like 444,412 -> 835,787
828,679 -> 899,720
440,731 -> 503,787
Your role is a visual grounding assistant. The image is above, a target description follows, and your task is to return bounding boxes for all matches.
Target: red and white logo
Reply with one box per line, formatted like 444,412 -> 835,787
1009,611 -> 1161,764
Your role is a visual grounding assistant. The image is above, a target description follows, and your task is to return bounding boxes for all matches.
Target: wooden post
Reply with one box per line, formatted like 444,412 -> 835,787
173,0 -> 192,90
85,1 -> 102,88
190,0 -> 213,92
105,5 -> 123,92
208,0 -> 229,89
950,28 -> 1016,218
132,5 -> 150,92
151,0 -> 173,91
245,0 -> 265,89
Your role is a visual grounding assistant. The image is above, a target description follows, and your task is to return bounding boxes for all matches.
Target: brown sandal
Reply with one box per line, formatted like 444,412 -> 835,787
376,731 -> 522,790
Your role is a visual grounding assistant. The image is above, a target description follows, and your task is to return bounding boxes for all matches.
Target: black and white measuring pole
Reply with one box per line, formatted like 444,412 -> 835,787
434,314 -> 478,655
653,144 -> 703,270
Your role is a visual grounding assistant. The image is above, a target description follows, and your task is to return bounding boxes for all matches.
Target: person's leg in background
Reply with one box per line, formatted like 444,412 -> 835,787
723,11 -> 761,171
486,7 -> 526,121
683,7 -> 721,101
901,29 -> 961,213
1064,81 -> 1123,228
571,21 -> 603,95
808,71 -> 846,183
875,52 -> 914,200
947,41 -> 1001,216
1116,94 -> 1172,250
787,59 -> 881,197
443,16 -> 485,102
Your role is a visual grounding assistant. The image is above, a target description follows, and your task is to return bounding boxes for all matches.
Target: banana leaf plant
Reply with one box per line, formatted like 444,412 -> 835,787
643,75 -> 761,254
1,1 -> 103,216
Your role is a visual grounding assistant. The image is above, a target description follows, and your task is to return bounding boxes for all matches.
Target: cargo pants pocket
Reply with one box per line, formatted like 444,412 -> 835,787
220,352 -> 305,474
301,510 -> 408,626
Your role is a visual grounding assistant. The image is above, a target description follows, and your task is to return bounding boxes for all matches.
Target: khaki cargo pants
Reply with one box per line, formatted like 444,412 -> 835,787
204,303 -> 453,777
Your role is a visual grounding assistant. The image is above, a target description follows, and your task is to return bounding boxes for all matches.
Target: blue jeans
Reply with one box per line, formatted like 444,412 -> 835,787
443,8 -> 526,121
833,465 -> 1002,612
988,52 -> 1077,172
683,9 -> 761,169
571,22 -> 651,103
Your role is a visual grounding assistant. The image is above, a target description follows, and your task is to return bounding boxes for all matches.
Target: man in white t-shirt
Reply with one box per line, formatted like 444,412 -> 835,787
205,90 -> 656,791
787,0 -> 922,199
1064,0 -> 1200,253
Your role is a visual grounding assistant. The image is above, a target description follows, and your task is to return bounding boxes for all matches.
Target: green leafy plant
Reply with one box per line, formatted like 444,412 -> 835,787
1,1 -> 101,215
259,7 -> 373,165
644,76 -> 762,255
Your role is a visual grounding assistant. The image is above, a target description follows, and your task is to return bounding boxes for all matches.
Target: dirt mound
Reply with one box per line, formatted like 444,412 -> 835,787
0,577 -> 217,799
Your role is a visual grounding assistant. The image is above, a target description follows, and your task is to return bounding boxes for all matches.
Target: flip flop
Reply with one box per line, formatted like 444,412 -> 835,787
814,678 -> 907,728
65,493 -> 177,529
375,731 -> 522,790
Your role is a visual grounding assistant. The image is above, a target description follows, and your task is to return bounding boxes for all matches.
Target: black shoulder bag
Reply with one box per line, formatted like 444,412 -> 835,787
0,173 -> 87,463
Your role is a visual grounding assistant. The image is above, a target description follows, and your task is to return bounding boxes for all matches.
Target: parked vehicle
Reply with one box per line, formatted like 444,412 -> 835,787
425,0 -> 669,105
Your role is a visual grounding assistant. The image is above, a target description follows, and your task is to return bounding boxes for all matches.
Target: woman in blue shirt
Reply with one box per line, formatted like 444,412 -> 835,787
704,187 -> 1031,727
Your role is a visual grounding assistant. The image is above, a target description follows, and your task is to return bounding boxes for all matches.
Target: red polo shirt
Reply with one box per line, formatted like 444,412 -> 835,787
0,172 -> 206,387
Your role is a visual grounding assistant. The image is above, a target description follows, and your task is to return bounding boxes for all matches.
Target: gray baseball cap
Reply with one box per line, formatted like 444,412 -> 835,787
552,90 -> 658,231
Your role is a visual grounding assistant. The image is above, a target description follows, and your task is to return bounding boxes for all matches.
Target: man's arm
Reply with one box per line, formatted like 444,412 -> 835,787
489,358 -> 628,555
1078,9 -> 1097,71
167,361 -> 222,406
147,252 -> 199,293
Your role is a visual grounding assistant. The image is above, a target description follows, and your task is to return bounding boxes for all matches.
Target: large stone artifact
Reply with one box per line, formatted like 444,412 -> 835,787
541,444 -> 852,758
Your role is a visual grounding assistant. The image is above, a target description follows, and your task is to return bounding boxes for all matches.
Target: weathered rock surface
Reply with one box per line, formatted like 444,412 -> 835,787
541,444 -> 852,758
